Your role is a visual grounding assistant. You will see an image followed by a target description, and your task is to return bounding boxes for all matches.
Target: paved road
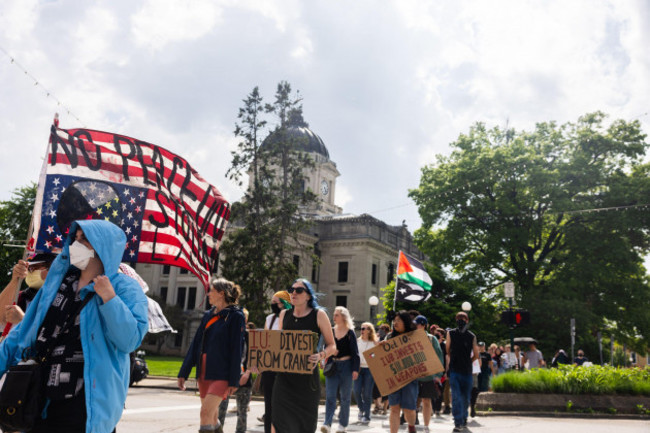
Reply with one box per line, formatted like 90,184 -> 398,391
118,383 -> 650,433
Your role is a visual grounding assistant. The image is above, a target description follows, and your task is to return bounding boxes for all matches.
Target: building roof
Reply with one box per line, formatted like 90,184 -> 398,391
260,112 -> 330,159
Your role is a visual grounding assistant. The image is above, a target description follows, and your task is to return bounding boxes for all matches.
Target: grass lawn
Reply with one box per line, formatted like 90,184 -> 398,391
146,355 -> 194,377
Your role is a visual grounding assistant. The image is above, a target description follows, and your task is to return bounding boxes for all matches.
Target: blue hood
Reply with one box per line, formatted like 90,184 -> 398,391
66,219 -> 126,277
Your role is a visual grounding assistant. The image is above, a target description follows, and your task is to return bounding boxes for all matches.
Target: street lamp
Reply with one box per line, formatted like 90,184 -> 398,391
368,296 -> 379,325
461,301 -> 472,312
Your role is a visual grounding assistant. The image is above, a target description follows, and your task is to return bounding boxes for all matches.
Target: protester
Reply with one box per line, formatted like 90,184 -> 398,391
178,278 -> 246,433
272,278 -> 336,433
551,349 -> 570,367
377,323 -> 390,341
522,342 -> 545,369
491,343 -> 505,375
322,306 -> 360,433
502,345 -> 516,371
431,328 -> 446,415
218,308 -> 253,433
514,345 -> 523,370
0,253 -> 56,326
414,316 -> 444,433
574,349 -> 588,366
446,311 -> 479,432
472,342 -> 492,417
0,220 -> 149,433
354,321 -> 378,425
259,290 -> 291,433
386,311 -> 419,433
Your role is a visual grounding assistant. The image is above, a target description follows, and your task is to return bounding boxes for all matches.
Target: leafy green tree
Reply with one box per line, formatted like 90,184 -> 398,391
410,112 -> 650,355
0,184 -> 37,288
220,82 -> 318,325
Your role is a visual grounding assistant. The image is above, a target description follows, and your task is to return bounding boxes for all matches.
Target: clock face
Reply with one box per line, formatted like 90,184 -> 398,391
321,180 -> 329,196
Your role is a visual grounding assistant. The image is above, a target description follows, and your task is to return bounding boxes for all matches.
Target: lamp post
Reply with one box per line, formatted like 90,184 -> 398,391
368,295 -> 379,326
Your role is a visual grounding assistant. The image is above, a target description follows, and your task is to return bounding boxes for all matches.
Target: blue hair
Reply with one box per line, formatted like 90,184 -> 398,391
293,278 -> 322,310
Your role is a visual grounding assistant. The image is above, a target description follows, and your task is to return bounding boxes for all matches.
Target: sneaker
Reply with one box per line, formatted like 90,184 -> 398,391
361,417 -> 370,425
320,425 -> 331,433
257,414 -> 265,423
335,425 -> 346,433
424,427 -> 430,433
358,412 -> 363,422
443,407 -> 451,415
453,426 -> 462,432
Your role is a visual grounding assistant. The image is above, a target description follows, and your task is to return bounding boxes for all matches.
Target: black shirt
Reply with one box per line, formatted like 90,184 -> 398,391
448,329 -> 476,375
35,268 -> 85,400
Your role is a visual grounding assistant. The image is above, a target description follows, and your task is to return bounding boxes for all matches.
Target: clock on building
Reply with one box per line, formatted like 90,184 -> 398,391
321,180 -> 329,196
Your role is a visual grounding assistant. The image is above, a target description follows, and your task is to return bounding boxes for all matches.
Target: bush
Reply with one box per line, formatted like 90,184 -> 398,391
491,365 -> 650,395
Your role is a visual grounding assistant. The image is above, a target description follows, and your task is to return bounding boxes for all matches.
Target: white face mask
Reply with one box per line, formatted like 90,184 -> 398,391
69,241 -> 95,270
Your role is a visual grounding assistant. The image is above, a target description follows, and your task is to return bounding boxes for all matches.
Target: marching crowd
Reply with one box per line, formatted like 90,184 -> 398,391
0,219 -> 587,433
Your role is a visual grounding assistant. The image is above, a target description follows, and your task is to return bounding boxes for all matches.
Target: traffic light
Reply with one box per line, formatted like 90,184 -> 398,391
500,309 -> 530,326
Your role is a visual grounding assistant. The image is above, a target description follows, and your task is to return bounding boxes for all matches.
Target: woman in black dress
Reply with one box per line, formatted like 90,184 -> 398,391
272,278 -> 336,433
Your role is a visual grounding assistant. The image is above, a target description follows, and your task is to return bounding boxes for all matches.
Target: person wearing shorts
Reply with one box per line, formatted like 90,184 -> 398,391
178,278 -> 246,433
385,311 -> 419,433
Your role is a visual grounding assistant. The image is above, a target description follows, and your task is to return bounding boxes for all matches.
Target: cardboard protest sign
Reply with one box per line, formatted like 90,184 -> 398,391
248,329 -> 318,374
364,329 -> 444,396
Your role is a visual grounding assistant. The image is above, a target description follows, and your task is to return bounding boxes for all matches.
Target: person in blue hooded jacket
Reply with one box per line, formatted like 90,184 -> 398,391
0,219 -> 149,433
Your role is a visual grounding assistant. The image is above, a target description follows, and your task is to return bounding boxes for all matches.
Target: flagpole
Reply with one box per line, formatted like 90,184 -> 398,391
393,250 -> 401,313
1,115 -> 56,338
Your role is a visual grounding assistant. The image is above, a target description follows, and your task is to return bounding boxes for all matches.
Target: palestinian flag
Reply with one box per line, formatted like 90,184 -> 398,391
395,251 -> 432,303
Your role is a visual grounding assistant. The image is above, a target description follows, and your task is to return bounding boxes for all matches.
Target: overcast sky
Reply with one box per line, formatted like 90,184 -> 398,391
1,0 -> 648,232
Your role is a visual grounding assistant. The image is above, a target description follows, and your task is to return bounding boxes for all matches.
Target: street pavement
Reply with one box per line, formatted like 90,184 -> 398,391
117,377 -> 650,433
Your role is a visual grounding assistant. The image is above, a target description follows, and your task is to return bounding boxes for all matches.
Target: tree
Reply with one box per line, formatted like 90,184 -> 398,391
0,183 -> 37,288
220,82 -> 318,325
410,112 -> 650,355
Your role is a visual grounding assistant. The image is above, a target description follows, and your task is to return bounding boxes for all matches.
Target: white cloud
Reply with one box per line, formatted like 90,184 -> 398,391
0,0 -> 648,233
131,0 -> 223,50
0,0 -> 39,41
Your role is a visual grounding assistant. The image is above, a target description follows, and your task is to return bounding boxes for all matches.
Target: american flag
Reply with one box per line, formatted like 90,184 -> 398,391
31,125 -> 230,289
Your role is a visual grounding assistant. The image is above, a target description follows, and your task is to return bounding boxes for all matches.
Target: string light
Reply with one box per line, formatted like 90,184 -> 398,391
0,45 -> 85,126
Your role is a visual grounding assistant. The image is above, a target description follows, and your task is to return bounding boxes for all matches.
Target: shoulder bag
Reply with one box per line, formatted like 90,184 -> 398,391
0,292 -> 95,432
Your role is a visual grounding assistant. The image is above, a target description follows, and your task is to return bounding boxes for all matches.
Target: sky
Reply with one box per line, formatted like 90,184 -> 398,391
1,0 -> 649,232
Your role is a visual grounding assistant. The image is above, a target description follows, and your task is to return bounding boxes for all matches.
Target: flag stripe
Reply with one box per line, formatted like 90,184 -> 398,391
32,126 -> 230,289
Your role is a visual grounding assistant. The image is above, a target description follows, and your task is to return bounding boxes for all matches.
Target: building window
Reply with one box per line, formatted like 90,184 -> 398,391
174,331 -> 183,347
293,255 -> 300,272
312,261 -> 319,283
387,263 -> 395,284
335,295 -> 347,308
176,287 -> 187,309
160,286 -> 168,303
187,287 -> 197,310
179,268 -> 189,274
371,264 -> 377,285
338,262 -> 348,283
162,265 -> 170,275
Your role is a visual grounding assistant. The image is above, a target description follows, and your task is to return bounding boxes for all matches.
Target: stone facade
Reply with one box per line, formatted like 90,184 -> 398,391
136,122 -> 423,354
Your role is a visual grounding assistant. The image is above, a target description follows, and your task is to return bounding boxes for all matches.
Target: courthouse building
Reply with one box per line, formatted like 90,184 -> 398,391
136,119 -> 423,353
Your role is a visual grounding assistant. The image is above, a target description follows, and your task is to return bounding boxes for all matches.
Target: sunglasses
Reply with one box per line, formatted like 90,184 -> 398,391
287,286 -> 306,294
360,327 -> 370,331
